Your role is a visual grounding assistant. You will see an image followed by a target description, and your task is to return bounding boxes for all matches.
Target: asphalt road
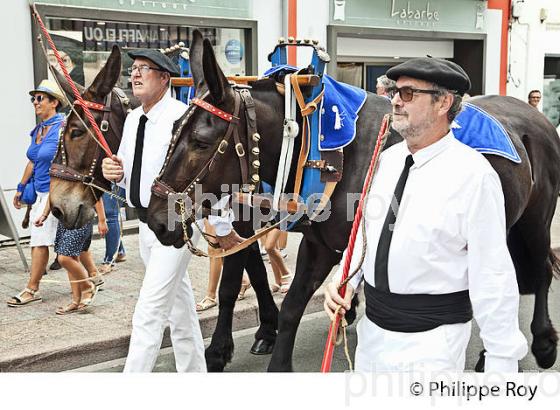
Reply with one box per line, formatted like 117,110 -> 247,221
79,279 -> 560,372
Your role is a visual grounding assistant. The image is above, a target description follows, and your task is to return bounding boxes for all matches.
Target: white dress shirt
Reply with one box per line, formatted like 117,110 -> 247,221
335,132 -> 528,372
118,92 -> 186,208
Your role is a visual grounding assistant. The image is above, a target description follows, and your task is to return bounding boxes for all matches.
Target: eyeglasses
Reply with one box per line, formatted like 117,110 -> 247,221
127,65 -> 164,75
30,95 -> 45,104
388,86 -> 443,102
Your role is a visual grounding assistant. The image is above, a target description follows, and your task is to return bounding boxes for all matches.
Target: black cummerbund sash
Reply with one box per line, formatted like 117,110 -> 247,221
136,207 -> 148,223
364,281 -> 473,333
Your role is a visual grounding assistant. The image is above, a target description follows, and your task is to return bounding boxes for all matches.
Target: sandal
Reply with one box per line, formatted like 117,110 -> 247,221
97,263 -> 113,274
237,282 -> 252,300
280,274 -> 293,294
196,296 -> 217,312
79,284 -> 98,309
7,288 -> 42,307
270,283 -> 281,294
91,276 -> 105,291
56,300 -> 82,315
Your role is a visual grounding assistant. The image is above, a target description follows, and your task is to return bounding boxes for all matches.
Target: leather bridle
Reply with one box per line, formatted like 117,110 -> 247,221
49,88 -> 131,201
151,86 -> 262,244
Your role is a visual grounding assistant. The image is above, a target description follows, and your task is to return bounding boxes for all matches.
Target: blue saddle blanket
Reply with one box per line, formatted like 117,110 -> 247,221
319,75 -> 367,150
452,102 -> 521,163
264,66 -> 367,151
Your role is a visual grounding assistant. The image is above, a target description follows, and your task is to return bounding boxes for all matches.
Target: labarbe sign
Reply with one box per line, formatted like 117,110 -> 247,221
330,0 -> 486,33
390,0 -> 440,27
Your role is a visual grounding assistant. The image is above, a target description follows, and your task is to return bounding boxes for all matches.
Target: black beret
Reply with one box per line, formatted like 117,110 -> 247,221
127,49 -> 180,77
386,57 -> 471,96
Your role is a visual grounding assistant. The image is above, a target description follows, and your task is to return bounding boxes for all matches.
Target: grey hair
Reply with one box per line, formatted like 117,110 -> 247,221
377,75 -> 396,90
430,84 -> 463,123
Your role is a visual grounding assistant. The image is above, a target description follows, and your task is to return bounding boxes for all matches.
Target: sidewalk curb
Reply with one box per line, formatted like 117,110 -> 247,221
0,291 -> 325,372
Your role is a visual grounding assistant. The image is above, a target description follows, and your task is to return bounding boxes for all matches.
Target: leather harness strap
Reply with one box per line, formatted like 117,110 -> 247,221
50,89 -> 129,201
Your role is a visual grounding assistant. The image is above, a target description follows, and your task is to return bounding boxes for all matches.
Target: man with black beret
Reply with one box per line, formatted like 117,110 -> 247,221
102,48 -> 214,372
325,57 -> 527,372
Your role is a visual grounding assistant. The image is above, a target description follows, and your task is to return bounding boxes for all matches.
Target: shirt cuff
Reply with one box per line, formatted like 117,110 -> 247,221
484,355 -> 519,373
208,210 -> 234,236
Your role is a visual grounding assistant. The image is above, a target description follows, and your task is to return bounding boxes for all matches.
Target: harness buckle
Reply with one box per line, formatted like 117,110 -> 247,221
283,119 -> 299,138
218,140 -> 229,154
100,120 -> 109,132
235,143 -> 245,157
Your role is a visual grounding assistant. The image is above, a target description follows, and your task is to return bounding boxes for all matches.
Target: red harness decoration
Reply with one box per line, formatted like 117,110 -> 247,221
191,98 -> 238,123
74,100 -> 108,112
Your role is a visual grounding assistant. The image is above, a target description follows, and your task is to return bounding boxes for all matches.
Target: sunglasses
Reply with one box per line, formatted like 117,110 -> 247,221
30,94 -> 46,104
388,86 -> 444,102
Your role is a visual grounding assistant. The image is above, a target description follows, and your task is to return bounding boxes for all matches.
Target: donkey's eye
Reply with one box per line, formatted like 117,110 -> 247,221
70,129 -> 84,139
193,140 -> 210,150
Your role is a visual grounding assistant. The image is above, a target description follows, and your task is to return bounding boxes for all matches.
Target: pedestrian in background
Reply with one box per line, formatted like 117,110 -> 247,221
376,75 -> 396,100
528,89 -> 542,110
34,199 -> 107,314
98,187 -> 127,274
8,80 -> 65,307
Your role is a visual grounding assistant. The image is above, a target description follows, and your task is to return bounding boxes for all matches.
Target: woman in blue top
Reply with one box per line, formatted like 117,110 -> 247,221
7,80 -> 66,306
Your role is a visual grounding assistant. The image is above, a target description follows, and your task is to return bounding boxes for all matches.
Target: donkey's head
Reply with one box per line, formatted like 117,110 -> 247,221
49,45 -> 130,228
147,30 -> 284,247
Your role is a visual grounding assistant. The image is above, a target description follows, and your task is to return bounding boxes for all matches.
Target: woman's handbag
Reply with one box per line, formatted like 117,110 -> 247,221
19,178 -> 37,205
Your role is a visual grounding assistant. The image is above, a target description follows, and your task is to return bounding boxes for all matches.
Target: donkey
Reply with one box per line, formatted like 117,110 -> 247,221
49,45 -> 136,227
146,30 -> 560,372
46,44 -> 278,370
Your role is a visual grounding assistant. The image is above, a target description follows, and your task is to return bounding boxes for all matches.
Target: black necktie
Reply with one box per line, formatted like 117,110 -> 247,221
130,115 -> 148,208
374,154 -> 414,292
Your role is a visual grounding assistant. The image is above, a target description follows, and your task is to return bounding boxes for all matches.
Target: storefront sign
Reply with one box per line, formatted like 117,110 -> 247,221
390,0 -> 440,27
331,0 -> 486,33
84,26 -> 168,43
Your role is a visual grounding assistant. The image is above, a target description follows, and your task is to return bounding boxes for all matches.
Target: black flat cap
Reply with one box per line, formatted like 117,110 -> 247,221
127,49 -> 180,77
386,57 -> 471,96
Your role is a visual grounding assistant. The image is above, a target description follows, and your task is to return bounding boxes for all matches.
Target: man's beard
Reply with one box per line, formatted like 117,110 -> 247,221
392,114 -> 433,141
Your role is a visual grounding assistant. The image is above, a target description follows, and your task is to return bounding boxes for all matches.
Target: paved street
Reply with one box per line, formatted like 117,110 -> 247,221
1,205 -> 560,372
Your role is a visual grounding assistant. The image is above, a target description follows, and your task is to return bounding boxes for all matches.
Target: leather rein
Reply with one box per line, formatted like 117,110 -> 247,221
49,88 -> 131,202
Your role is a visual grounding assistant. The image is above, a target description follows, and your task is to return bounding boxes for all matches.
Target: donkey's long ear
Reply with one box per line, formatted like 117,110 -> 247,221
189,29 -> 205,94
202,38 -> 230,104
51,65 -> 85,105
88,45 -> 121,98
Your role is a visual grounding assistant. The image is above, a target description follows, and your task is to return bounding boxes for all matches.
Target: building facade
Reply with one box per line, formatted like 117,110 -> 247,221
2,0 -> 514,239
507,0 -> 560,126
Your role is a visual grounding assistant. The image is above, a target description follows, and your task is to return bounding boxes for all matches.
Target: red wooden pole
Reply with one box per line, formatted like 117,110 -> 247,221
320,114 -> 390,372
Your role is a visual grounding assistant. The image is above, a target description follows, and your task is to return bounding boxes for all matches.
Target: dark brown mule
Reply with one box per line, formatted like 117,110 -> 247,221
49,45 -> 137,229
147,30 -> 560,371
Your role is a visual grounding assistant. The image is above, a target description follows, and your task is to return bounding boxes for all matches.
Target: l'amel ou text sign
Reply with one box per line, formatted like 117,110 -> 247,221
390,0 -> 440,28
83,26 -> 169,43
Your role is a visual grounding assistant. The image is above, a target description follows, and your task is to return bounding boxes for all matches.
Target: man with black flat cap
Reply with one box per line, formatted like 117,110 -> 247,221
324,57 -> 527,372
102,49 -> 231,372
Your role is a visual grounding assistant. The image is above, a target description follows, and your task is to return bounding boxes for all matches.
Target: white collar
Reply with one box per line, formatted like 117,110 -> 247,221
409,131 -> 454,169
142,90 -> 172,124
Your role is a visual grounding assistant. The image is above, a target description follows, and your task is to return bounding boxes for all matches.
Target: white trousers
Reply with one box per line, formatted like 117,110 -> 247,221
355,317 -> 472,373
124,222 -> 206,373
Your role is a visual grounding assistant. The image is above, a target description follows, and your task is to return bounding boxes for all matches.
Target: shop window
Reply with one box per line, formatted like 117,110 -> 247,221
544,56 -> 560,127
336,63 -> 363,88
45,17 -> 247,91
